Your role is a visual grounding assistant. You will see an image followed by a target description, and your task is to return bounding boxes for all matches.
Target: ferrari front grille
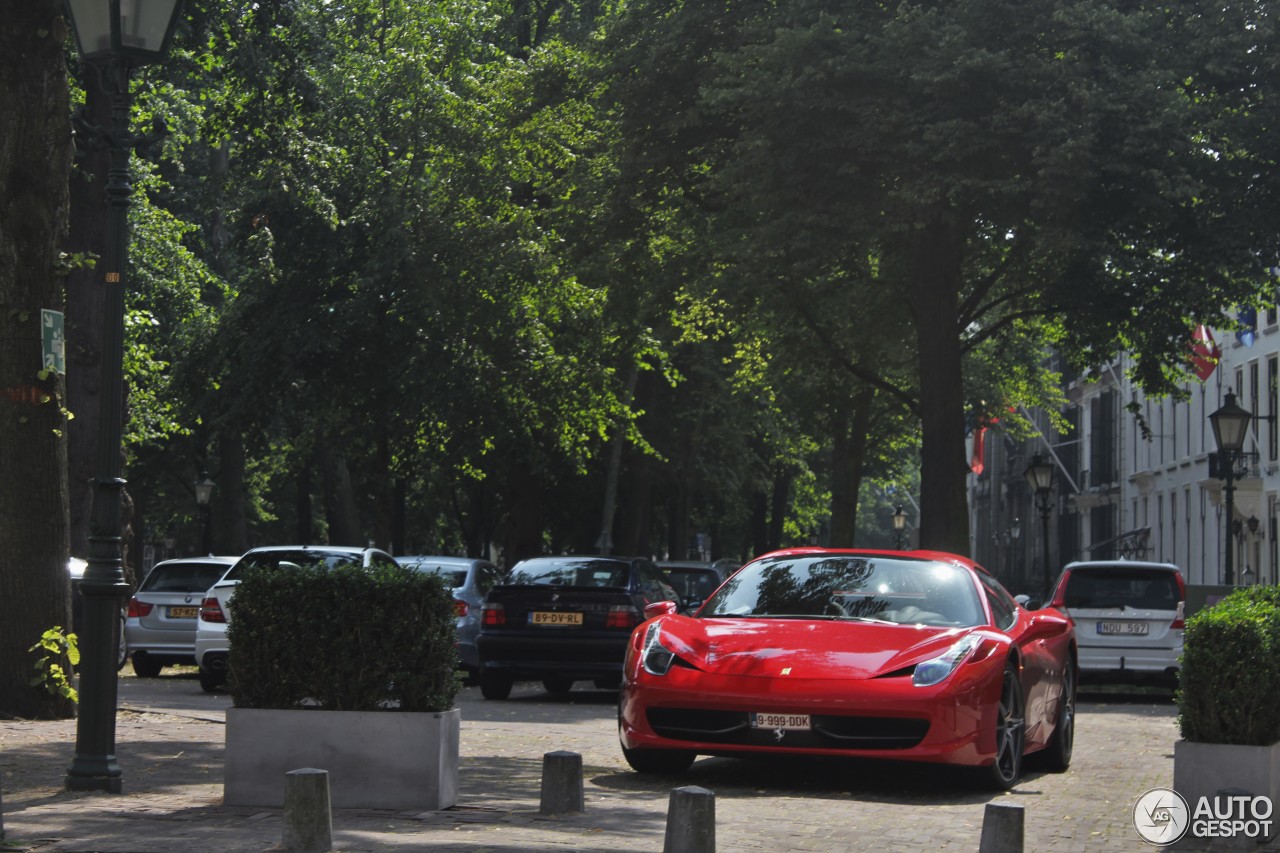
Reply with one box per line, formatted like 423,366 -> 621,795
646,707 -> 929,750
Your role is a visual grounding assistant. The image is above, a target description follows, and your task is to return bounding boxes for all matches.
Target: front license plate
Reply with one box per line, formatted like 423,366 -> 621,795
167,606 -> 199,619
530,611 -> 583,626
1097,621 -> 1149,635
750,712 -> 811,731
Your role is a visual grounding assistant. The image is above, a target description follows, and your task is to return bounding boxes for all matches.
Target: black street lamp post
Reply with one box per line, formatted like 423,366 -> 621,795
1024,454 -> 1055,600
194,473 -> 214,554
1209,390 -> 1253,585
892,505 -> 908,550
64,0 -> 184,793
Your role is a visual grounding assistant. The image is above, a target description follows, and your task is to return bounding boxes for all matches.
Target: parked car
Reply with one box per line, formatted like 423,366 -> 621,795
399,555 -> 505,677
124,556 -> 238,677
477,555 -> 681,700
194,545 -> 399,692
1047,559 -> 1185,684
657,560 -> 735,612
69,556 -> 128,671
619,547 -> 1077,789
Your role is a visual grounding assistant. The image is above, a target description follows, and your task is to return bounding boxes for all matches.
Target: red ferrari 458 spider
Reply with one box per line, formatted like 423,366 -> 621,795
618,548 -> 1076,789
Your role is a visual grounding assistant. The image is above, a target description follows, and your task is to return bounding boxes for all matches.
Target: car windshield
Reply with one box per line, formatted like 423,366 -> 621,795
224,550 -> 362,581
700,554 -> 985,627
138,564 -> 228,593
410,564 -> 468,587
664,568 -> 722,602
508,558 -> 630,588
1063,567 -> 1180,610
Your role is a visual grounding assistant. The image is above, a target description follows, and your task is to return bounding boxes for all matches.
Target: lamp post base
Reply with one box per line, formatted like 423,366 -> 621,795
65,770 -> 123,793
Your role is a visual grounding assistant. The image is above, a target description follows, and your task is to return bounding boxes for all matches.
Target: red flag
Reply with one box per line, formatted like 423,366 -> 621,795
970,426 -> 987,475
1190,324 -> 1220,382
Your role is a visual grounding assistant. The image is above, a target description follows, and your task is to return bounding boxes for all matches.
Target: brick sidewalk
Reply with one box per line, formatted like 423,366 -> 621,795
0,682 -> 1259,852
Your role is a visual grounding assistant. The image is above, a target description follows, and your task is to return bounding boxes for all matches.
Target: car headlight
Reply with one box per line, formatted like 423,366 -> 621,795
912,634 -> 981,687
641,621 -> 676,676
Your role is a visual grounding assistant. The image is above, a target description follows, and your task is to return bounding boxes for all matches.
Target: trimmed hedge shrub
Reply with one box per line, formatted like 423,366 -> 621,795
226,561 -> 459,712
1178,585 -> 1280,745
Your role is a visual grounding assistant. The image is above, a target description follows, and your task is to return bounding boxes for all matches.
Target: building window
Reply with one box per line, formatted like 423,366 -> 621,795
1269,356 -> 1278,462
1091,391 -> 1118,485
1185,487 -> 1192,573
1251,361 -> 1260,448
1158,494 -> 1166,562
1271,496 -> 1278,586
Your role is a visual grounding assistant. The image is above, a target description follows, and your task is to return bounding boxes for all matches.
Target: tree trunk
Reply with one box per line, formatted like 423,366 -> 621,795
829,388 -> 874,547
0,2 -> 75,719
219,433 -> 250,554
617,453 -> 652,557
907,216 -> 971,555
319,443 -> 362,545
501,460 -> 544,566
768,468 -> 791,551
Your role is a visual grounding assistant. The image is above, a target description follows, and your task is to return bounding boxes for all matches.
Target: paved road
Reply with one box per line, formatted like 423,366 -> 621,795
0,672 -> 1248,851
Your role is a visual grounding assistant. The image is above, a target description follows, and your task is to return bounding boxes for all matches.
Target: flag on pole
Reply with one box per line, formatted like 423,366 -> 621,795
970,426 -> 987,475
1190,324 -> 1220,382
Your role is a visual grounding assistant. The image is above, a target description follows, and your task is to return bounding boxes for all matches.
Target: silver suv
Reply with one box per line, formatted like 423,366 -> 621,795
1048,560 -> 1185,683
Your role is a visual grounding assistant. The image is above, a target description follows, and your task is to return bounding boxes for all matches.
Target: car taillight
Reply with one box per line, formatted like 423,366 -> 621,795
483,602 -> 505,626
454,599 -> 469,618
1172,600 -> 1185,630
199,596 -> 226,624
606,605 -> 641,629
126,597 -> 153,618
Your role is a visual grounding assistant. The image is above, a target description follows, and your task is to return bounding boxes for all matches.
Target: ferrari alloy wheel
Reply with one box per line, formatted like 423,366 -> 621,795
985,663 -> 1026,790
480,668 -> 514,700
542,676 -> 574,695
1040,658 -> 1076,772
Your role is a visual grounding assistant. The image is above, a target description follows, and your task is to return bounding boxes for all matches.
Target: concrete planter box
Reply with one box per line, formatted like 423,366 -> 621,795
1173,739 -> 1280,845
225,707 -> 459,810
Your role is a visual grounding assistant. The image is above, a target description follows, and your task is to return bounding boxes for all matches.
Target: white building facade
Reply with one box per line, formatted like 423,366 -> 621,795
968,309 -> 1280,596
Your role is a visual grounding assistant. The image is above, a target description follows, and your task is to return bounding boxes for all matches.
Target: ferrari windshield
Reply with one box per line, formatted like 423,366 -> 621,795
700,554 -> 985,627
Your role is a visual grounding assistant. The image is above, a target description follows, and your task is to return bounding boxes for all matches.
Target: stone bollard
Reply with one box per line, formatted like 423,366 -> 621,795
282,768 -> 333,853
664,785 -> 715,853
978,802 -> 1024,853
540,750 -> 585,815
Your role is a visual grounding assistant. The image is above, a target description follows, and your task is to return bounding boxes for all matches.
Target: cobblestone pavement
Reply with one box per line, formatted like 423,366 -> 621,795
0,675 -> 1268,852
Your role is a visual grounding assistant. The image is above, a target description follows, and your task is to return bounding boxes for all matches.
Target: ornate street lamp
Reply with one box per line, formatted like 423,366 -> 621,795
1209,390 -> 1252,585
194,473 -> 214,555
892,505 -> 908,550
1024,454 -> 1055,599
64,0 -> 185,794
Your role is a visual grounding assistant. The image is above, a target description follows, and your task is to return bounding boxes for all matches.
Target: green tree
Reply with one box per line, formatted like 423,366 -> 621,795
603,0 -> 1280,553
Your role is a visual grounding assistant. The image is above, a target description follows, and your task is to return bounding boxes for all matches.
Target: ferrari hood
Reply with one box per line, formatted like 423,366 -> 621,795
658,617 -> 970,680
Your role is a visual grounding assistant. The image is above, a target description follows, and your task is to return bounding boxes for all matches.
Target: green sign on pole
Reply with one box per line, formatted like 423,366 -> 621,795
42,309 -> 65,376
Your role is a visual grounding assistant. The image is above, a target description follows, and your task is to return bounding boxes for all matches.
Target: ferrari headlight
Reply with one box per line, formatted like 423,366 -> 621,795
912,635 -> 981,687
641,622 -> 676,676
